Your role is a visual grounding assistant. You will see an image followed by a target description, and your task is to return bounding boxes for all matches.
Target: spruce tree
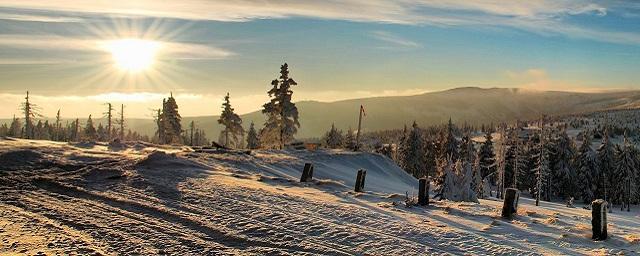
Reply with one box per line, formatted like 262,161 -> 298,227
84,115 -> 97,141
596,127 -> 615,205
8,115 -> 21,137
246,122 -> 260,149
458,158 -> 479,202
261,63 -> 299,149
440,118 -> 459,160
21,91 -> 38,139
324,123 -> 344,149
344,127 -> 357,151
400,122 -> 426,178
434,157 -> 455,201
552,129 -> 577,199
160,94 -> 182,144
478,131 -> 496,181
535,130 -> 551,206
615,132 -> 637,211
217,93 -> 244,148
576,131 -> 597,204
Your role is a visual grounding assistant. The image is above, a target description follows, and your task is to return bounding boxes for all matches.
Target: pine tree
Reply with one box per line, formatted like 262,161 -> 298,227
478,131 -> 496,181
596,127 -> 614,205
614,132 -> 637,211
400,121 -> 426,178
8,115 -> 21,137
495,126 -> 508,198
246,122 -> 260,149
159,94 -> 182,144
21,91 -> 38,139
217,93 -> 244,148
576,131 -> 597,204
552,129 -> 577,199
440,118 -> 459,160
534,131 -> 551,206
324,123 -> 344,149
458,158 -> 479,203
260,63 -> 300,149
434,157 -> 455,200
472,150 -> 484,198
344,127 -> 357,151
84,115 -> 97,141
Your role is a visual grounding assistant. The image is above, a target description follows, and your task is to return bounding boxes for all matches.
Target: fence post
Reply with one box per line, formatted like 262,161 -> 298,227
355,169 -> 366,192
501,188 -> 519,219
300,163 -> 314,182
418,178 -> 429,206
591,199 -> 608,241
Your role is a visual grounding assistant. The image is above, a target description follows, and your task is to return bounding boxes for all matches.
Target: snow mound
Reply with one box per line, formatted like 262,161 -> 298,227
136,151 -> 207,170
228,150 -> 417,194
0,149 -> 48,170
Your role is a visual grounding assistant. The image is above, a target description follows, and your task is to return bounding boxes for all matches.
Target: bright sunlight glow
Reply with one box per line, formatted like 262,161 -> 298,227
103,39 -> 161,72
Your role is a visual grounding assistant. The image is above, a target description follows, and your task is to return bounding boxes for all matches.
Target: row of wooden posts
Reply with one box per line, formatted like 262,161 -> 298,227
300,163 -> 607,241
500,188 -> 608,241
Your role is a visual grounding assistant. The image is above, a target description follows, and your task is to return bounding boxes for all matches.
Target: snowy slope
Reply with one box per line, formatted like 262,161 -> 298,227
0,138 -> 638,255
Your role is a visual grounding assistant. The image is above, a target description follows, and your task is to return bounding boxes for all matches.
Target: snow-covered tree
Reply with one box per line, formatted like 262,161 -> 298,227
217,93 -> 244,148
614,132 -> 637,211
260,63 -> 299,149
439,118 -> 458,161
344,127 -> 357,151
552,129 -> 577,199
246,122 -> 260,149
323,123 -> 344,149
596,127 -> 615,203
434,157 -> 455,201
478,131 -> 496,180
495,126 -> 507,198
457,159 -> 479,203
576,131 -> 597,204
84,115 -> 97,141
472,150 -> 484,198
535,131 -> 551,206
160,93 -> 182,144
21,91 -> 38,139
7,115 -> 22,137
399,121 -> 426,178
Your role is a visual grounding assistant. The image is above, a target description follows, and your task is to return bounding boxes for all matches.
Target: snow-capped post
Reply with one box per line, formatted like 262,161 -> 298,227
591,199 -> 608,241
300,163 -> 314,182
355,169 -> 366,192
418,177 -> 429,206
501,188 -> 519,219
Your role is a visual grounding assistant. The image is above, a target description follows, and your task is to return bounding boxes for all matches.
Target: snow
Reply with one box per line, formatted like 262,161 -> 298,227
1,138 -> 639,255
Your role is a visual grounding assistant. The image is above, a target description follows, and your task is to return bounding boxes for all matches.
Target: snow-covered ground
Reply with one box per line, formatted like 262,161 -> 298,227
0,138 -> 638,255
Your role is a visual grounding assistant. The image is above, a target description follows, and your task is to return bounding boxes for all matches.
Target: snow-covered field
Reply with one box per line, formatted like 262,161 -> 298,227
0,138 -> 638,255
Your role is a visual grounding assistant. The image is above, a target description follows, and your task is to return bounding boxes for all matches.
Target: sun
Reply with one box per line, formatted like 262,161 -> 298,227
102,39 -> 161,72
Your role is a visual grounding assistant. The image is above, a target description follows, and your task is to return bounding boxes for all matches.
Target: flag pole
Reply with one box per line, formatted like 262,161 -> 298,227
355,105 -> 364,151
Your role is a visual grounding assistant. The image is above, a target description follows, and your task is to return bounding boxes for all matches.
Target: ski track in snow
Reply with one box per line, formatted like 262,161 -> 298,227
0,138 -> 638,255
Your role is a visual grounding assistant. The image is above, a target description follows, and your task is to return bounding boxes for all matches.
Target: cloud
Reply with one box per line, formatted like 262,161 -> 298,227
0,0 -> 634,46
0,34 -> 235,60
371,31 -> 420,48
0,12 -> 83,22
504,68 -> 616,92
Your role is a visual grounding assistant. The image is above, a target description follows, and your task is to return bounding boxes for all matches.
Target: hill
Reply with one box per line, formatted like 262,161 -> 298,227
3,87 -> 640,139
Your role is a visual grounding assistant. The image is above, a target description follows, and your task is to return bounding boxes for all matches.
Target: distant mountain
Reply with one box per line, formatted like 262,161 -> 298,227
3,87 -> 640,139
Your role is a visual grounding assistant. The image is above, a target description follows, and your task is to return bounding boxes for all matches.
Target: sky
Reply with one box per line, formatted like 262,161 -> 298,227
0,0 -> 639,118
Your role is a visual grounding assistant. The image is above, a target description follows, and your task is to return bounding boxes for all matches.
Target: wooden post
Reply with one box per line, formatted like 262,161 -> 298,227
300,163 -> 314,182
355,105 -> 364,151
355,169 -> 366,192
501,188 -> 519,219
418,178 -> 429,206
592,199 -> 608,241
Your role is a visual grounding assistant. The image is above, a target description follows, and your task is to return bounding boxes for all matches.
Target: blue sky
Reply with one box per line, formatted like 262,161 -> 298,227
0,1 -> 638,118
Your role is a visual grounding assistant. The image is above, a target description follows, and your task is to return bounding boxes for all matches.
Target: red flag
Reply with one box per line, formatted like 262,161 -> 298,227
360,105 -> 366,117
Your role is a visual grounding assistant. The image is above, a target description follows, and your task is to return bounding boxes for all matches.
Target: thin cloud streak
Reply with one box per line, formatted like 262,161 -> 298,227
0,1 -> 637,45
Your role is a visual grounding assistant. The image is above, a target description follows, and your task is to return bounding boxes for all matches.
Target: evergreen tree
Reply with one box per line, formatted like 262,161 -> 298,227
54,110 -> 62,141
576,132 -> 597,204
472,150 -> 484,198
246,122 -> 260,149
400,122 -> 426,178
344,127 -> 357,151
261,63 -> 299,149
159,94 -> 182,144
8,115 -> 21,137
21,91 -> 38,139
552,129 -> 577,199
534,131 -> 551,206
596,127 -> 615,204
324,123 -> 344,149
440,118 -> 459,160
495,126 -> 508,198
478,131 -> 496,181
104,103 -> 114,140
84,115 -> 97,141
614,132 -> 637,211
217,93 -> 244,148
458,158 -> 479,203
434,157 -> 455,201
